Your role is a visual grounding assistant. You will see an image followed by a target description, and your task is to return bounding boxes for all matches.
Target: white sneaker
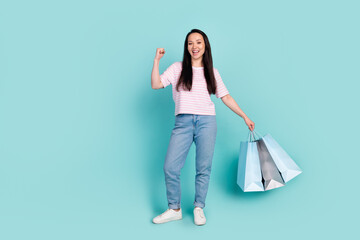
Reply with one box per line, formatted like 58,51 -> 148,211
152,209 -> 182,224
194,207 -> 206,225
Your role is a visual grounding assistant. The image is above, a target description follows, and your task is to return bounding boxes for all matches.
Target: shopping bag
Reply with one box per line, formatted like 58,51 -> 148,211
256,137 -> 285,190
261,134 -> 302,183
237,133 -> 264,192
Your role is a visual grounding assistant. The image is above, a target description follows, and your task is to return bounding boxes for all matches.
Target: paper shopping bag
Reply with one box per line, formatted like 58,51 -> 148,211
237,137 -> 264,192
262,134 -> 302,183
256,138 -> 285,191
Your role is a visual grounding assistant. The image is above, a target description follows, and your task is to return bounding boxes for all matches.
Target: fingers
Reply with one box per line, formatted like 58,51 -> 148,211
155,48 -> 165,60
157,48 -> 165,54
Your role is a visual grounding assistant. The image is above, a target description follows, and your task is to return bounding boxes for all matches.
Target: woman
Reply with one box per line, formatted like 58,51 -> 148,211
151,29 -> 255,226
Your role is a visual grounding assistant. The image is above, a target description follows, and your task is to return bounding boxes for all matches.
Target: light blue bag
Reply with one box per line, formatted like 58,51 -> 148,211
237,133 -> 264,192
261,133 -> 302,183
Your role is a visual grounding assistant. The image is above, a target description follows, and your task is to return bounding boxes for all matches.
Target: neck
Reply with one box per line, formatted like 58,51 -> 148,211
191,58 -> 203,67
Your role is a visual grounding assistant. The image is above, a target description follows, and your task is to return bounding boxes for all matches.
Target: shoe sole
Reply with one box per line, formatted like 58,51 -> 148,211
153,216 -> 182,224
194,221 -> 206,226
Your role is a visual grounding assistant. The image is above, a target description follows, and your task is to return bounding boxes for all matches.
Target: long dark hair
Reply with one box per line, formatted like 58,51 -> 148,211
176,29 -> 217,95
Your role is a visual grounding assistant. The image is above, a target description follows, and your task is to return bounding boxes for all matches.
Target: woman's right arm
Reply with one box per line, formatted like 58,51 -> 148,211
151,48 -> 165,89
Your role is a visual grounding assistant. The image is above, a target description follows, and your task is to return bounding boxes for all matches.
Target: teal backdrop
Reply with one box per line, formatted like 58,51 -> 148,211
1,0 -> 359,239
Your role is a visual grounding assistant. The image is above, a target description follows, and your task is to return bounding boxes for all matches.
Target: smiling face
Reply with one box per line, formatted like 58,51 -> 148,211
187,33 -> 205,62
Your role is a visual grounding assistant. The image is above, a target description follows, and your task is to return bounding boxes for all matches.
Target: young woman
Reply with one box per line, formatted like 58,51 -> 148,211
151,29 -> 255,226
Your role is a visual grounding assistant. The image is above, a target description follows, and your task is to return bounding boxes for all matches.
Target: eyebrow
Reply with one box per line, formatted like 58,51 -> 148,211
188,39 -> 202,42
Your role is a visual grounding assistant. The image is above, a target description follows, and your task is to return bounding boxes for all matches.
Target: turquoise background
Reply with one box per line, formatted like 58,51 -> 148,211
0,0 -> 359,239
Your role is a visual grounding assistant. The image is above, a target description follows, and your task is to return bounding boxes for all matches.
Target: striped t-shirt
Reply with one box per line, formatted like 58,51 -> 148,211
160,61 -> 229,116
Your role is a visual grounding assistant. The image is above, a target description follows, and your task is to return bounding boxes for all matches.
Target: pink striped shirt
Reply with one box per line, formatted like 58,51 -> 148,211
160,61 -> 229,116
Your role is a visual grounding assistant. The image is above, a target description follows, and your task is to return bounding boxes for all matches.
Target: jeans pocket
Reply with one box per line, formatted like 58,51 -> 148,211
176,114 -> 186,119
175,114 -> 189,125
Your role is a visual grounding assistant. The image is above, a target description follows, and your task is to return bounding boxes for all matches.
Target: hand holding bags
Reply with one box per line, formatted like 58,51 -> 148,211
237,130 -> 302,192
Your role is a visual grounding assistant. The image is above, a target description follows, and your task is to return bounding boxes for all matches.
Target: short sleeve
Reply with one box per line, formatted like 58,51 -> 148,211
160,62 -> 177,88
214,68 -> 229,98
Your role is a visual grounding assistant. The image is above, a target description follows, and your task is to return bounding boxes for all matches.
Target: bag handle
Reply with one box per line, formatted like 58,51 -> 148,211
247,131 -> 257,142
247,130 -> 264,142
247,131 -> 254,142
252,130 -> 263,140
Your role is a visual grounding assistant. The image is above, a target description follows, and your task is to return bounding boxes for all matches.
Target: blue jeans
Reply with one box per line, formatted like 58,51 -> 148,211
163,114 -> 217,209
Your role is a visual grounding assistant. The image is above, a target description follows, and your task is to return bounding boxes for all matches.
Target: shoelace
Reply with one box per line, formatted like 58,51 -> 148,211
196,208 -> 205,218
159,209 -> 171,217
160,209 -> 179,218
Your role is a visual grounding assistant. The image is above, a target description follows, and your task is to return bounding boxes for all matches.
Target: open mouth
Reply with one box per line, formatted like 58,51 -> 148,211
192,50 -> 199,55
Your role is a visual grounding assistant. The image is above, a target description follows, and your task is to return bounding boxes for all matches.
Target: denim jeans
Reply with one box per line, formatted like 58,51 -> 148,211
163,114 -> 217,209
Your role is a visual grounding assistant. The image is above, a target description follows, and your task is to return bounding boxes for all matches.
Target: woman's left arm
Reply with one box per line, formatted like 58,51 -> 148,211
221,94 -> 255,131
